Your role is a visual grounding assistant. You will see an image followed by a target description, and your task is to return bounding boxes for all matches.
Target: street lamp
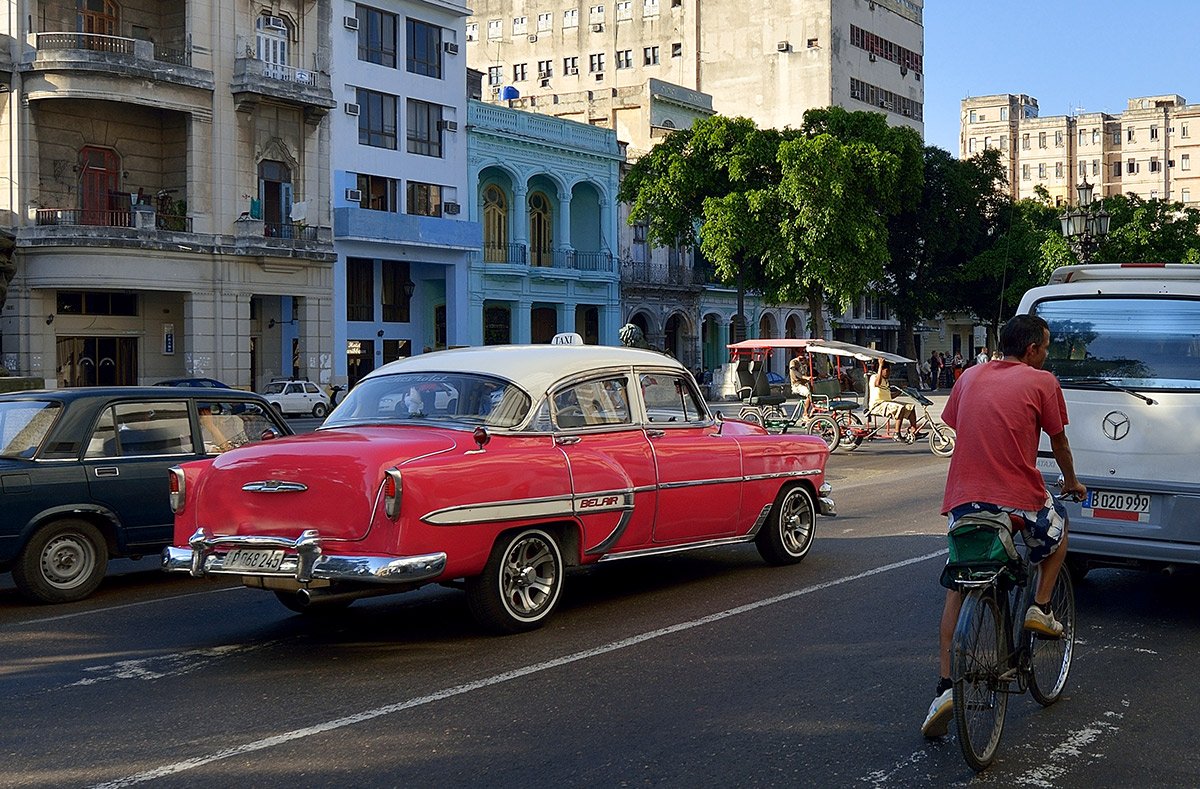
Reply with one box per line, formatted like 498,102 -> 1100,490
1059,177 -> 1111,264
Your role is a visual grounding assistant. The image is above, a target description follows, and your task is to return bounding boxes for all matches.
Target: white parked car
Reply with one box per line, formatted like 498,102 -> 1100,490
261,379 -> 330,418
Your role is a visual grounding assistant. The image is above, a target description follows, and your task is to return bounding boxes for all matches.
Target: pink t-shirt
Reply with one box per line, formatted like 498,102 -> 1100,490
941,359 -> 1068,514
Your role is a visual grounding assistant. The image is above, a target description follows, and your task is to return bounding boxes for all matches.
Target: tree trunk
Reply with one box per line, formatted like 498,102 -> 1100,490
806,286 -> 826,339
897,317 -> 918,387
734,265 -> 746,342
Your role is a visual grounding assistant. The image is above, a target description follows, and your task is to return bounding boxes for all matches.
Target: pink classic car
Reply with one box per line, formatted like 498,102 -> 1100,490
163,344 -> 834,633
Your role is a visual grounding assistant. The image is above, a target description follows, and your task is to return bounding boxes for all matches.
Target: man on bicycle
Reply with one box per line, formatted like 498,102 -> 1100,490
921,314 -> 1087,738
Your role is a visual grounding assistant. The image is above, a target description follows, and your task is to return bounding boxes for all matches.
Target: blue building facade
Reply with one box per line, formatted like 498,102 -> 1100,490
465,100 -> 623,346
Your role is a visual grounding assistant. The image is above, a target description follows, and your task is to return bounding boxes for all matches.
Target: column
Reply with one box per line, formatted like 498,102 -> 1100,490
297,294 -> 334,386
183,290 -> 218,380
514,299 -> 532,344
511,184 -> 529,246
557,190 -> 574,255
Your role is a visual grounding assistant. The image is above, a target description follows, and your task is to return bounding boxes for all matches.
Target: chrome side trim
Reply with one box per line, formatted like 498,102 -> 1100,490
746,503 -> 774,538
423,494 -> 576,525
596,534 -> 756,563
584,508 -> 634,555
242,480 -> 309,493
658,476 -> 742,490
162,528 -> 446,585
745,469 -> 824,482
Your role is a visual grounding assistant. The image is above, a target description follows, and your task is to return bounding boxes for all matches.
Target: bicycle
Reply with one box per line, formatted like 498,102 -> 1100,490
836,386 -> 955,457
945,498 -> 1078,771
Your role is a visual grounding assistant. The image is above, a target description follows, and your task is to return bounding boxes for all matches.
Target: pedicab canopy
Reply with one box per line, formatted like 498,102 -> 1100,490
726,338 -> 914,365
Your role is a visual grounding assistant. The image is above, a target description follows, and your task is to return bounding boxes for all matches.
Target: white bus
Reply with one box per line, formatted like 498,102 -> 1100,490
1017,263 -> 1200,575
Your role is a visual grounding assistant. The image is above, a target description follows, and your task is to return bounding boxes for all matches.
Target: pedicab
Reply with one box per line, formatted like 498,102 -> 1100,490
727,339 -> 955,456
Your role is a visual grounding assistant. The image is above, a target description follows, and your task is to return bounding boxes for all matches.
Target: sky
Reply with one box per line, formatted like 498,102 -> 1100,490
922,0 -> 1200,155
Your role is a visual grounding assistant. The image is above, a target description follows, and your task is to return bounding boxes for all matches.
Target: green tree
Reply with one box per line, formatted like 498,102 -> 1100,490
1089,194 -> 1200,264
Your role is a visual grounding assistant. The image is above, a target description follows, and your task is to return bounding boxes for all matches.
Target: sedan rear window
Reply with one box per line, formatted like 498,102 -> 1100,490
0,401 -> 62,458
325,373 -> 531,429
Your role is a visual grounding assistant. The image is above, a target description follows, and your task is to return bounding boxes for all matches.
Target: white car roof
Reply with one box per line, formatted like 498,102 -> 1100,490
363,345 -> 686,396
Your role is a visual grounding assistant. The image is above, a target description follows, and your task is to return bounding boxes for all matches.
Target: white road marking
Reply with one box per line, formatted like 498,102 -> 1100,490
90,549 -> 948,789
70,644 -> 271,687
1012,705 -> 1125,787
7,585 -> 242,628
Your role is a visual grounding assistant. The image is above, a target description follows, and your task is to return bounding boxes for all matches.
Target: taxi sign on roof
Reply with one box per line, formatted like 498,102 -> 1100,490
550,332 -> 586,346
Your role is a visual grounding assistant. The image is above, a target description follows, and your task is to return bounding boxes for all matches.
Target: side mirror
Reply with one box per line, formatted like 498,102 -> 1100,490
260,427 -> 281,441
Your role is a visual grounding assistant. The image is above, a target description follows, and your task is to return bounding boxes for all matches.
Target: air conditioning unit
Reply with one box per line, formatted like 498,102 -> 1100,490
899,65 -> 907,76
345,189 -> 363,203
528,34 -> 538,43
591,23 -> 604,32
264,15 -> 287,31
443,201 -> 461,215
914,72 -> 921,81
491,86 -> 501,96
540,77 -> 551,87
294,69 -> 313,85
439,119 -> 459,132
444,42 -> 459,55
776,41 -> 790,52
595,72 -> 605,81
344,102 -> 360,116
343,16 -> 359,31
868,52 -> 876,62
566,67 -> 579,75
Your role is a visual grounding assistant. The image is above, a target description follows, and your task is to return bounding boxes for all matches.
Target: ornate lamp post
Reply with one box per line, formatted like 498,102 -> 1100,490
1059,177 -> 1111,263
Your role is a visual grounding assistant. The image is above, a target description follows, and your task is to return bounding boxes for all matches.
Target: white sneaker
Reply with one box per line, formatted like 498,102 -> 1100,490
1023,605 -> 1064,638
921,687 -> 953,738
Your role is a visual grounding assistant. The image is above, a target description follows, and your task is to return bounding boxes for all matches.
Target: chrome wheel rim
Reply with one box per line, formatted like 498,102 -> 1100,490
779,490 -> 814,556
500,533 -> 560,620
41,533 -> 97,590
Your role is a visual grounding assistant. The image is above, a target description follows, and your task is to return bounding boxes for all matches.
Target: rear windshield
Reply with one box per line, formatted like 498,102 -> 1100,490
0,401 -> 62,458
1033,296 -> 1200,390
324,373 -> 532,429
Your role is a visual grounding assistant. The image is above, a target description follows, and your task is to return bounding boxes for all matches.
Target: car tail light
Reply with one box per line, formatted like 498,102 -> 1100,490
383,469 -> 402,520
168,466 -> 186,513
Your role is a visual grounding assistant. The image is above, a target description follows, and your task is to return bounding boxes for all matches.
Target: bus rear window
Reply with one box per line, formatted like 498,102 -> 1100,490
1033,296 -> 1200,390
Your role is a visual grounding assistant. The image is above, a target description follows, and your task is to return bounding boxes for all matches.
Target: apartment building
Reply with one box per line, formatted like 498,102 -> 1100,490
330,0 -> 479,387
962,93 -> 1200,206
0,1 -> 337,389
465,0 -> 924,135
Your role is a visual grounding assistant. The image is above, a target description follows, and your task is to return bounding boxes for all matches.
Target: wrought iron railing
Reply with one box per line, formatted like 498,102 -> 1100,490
264,222 -> 320,241
483,242 -> 527,265
620,260 -> 700,284
36,32 -> 191,65
34,208 -> 192,231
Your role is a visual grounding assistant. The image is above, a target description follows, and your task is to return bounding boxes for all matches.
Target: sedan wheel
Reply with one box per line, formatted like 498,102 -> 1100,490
12,519 -> 109,603
467,528 -> 564,634
755,485 -> 816,566
312,402 -> 329,418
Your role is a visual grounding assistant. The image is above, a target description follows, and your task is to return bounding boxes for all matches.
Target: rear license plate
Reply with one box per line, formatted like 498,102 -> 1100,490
1083,490 -> 1151,522
223,548 -> 285,572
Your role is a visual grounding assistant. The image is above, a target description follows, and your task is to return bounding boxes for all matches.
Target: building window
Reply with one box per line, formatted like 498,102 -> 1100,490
1055,161 -> 1063,178
1150,189 -> 1158,200
537,59 -> 553,78
406,18 -> 442,78
1127,128 -> 1136,142
1183,123 -> 1190,138
487,65 -> 502,85
564,55 -> 579,74
563,9 -> 578,27
1078,161 -> 1086,178
1112,130 -> 1121,145
589,5 -> 604,23
967,138 -> 975,153
1000,135 -> 1007,150
616,1 -> 632,20
512,16 -> 527,34
1000,107 -> 1008,120
1038,132 -> 1046,148
1183,187 -> 1192,203
1021,164 -> 1030,180
589,52 -> 605,72
1092,129 -> 1100,144
346,258 -> 373,322
407,181 -> 442,217
1149,156 -> 1160,172
983,136 -> 991,149
1038,163 -> 1046,179
483,184 -> 508,260
407,99 -> 443,157
1126,158 -> 1137,174
616,50 -> 632,69
357,5 -> 398,67
1021,133 -> 1029,150
1183,154 -> 1191,171
466,22 -> 478,41
1113,161 -> 1122,178
513,62 -> 527,81
381,261 -> 413,323
1078,129 -> 1086,147
356,174 -> 399,212
643,45 -> 659,65
487,19 -> 501,38
57,290 -> 138,316
1092,159 -> 1099,176
969,110 -> 977,123
1150,124 -> 1159,140
1055,130 -> 1063,147
643,0 -> 659,16
671,42 -> 682,57
357,88 -> 397,149
537,12 -> 552,31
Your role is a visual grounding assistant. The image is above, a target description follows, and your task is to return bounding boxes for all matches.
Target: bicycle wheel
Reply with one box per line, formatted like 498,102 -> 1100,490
928,422 -> 956,457
953,590 -> 1009,772
805,414 -> 840,452
1029,569 -> 1075,705
739,406 -> 763,426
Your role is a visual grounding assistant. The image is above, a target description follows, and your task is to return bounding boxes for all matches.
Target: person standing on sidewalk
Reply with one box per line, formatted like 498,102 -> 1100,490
929,351 -> 943,390
920,314 -> 1086,738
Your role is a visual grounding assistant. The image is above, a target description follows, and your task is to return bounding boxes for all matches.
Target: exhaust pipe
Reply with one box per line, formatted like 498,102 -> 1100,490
296,586 -> 398,608
1161,564 -> 1178,577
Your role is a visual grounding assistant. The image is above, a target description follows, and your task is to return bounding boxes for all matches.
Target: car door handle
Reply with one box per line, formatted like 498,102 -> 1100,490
646,429 -> 666,438
94,467 -> 120,477
554,435 -> 581,445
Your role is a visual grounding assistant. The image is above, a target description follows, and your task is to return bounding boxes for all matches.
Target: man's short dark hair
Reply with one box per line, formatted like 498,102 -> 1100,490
999,314 -> 1049,357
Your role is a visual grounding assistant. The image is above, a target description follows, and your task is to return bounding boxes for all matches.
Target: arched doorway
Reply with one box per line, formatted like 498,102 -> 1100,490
528,191 -> 552,266
785,314 -> 804,339
79,0 -> 118,38
483,184 -> 508,262
663,312 -> 687,361
259,159 -> 292,234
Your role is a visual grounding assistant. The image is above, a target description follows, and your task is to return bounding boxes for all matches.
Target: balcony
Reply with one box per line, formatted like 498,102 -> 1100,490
483,242 -> 528,265
470,245 -> 615,279
22,32 -> 214,99
23,203 -> 198,252
231,56 -> 336,122
620,259 -> 703,287
35,207 -> 192,232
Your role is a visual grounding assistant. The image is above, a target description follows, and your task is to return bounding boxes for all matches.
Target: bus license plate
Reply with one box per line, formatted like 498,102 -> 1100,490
223,548 -> 285,572
1083,490 -> 1151,523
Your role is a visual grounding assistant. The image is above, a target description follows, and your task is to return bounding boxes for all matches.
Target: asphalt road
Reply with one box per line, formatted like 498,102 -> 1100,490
2,440 -> 1199,787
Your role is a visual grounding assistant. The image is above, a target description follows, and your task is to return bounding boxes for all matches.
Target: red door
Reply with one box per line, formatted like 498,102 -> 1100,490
80,147 -> 120,226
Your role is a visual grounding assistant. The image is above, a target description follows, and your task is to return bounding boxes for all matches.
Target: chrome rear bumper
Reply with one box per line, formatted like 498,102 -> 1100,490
818,481 -> 837,516
161,528 -> 446,585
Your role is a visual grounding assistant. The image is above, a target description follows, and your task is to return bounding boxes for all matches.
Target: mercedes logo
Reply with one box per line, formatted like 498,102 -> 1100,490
1102,411 -> 1130,441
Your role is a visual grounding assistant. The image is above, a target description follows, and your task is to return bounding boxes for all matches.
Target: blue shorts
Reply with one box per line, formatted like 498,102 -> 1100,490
948,492 -> 1067,565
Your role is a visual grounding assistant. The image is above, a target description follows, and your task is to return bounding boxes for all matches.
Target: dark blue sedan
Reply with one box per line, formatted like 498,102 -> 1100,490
0,387 -> 290,603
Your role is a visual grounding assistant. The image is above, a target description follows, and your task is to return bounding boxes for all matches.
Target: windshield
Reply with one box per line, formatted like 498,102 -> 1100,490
324,373 -> 532,429
1033,296 -> 1200,390
0,401 -> 62,458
